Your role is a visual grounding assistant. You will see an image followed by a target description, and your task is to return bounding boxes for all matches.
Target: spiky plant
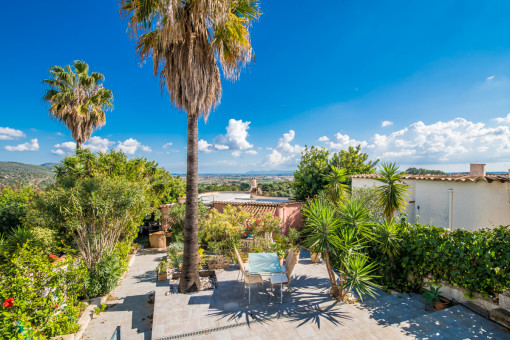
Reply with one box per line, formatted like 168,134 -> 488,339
323,166 -> 349,205
120,0 -> 261,293
42,61 -> 113,149
375,163 -> 409,219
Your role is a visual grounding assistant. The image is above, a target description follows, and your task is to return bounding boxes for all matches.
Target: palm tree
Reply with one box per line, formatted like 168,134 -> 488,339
375,163 -> 409,219
120,0 -> 261,293
42,61 -> 113,149
323,166 -> 349,205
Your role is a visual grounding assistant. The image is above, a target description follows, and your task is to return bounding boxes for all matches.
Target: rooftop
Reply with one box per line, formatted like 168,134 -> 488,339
198,191 -> 294,205
351,173 -> 510,183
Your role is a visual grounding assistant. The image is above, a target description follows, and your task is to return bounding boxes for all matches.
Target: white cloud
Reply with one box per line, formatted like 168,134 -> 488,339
318,136 -> 329,142
232,151 -> 241,157
54,141 -> 76,153
84,136 -> 115,153
321,114 -> 510,165
214,144 -> 229,150
0,127 -> 25,140
382,120 -> 394,127
56,132 -> 64,136
493,113 -> 510,124
51,149 -> 66,156
198,139 -> 213,153
163,142 -> 173,149
265,130 -> 304,167
5,139 -> 39,151
320,132 -> 367,151
115,138 -> 151,155
487,75 -> 495,81
213,119 -> 253,150
245,150 -> 257,155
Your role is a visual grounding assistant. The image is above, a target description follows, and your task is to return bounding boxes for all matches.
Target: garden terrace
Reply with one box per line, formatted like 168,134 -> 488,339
151,251 -> 509,339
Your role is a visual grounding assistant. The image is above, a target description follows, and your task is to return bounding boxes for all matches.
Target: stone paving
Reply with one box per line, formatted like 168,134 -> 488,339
152,253 -> 510,340
83,249 -> 166,340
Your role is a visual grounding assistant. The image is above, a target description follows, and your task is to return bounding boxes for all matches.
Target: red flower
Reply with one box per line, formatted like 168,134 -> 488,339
55,305 -> 59,309
3,298 -> 13,308
49,254 -> 58,259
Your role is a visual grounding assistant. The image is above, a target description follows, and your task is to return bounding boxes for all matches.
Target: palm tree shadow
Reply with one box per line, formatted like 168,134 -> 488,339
203,274 -> 353,330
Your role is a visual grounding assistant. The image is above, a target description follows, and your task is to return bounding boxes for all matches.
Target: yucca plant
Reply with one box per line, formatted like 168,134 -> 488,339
375,163 -> 409,219
303,197 -> 380,301
323,166 -> 349,205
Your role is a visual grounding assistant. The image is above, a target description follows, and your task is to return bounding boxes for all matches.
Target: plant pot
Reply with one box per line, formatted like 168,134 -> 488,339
279,257 -> 284,265
177,197 -> 186,204
293,250 -> 300,263
208,263 -> 230,270
241,257 -> 249,263
433,297 -> 449,312
311,253 -> 321,263
157,270 -> 167,281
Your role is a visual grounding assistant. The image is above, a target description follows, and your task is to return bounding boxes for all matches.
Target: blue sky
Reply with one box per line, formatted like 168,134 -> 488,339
2,1 -> 510,173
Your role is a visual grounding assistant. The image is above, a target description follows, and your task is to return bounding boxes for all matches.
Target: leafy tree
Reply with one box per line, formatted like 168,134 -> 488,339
350,186 -> 384,223
376,163 -> 409,219
331,145 -> 379,177
294,144 -> 378,200
294,146 -> 331,200
42,61 -> 113,149
0,185 -> 37,235
405,167 -> 446,175
121,0 -> 261,293
39,177 -> 148,270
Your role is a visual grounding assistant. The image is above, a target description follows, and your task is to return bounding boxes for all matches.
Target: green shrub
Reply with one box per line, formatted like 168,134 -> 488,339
86,249 -> 128,298
0,245 -> 87,338
369,224 -> 510,297
0,185 -> 37,235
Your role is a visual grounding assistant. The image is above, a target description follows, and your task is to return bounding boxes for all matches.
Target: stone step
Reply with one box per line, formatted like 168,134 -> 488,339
397,305 -> 510,340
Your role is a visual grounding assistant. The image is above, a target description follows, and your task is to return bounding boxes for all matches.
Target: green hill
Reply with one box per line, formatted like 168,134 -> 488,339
0,162 -> 55,188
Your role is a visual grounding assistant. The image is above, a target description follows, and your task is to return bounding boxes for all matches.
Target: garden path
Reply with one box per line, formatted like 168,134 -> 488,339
83,249 -> 166,340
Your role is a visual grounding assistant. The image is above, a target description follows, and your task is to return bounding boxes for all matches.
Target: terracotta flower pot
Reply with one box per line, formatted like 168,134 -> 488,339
279,257 -> 284,265
311,253 -> 321,263
433,297 -> 449,311
157,270 -> 167,281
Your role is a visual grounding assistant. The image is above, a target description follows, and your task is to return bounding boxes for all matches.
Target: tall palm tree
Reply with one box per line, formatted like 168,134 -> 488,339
323,166 -> 349,205
120,0 -> 261,293
42,61 -> 113,149
375,162 -> 409,219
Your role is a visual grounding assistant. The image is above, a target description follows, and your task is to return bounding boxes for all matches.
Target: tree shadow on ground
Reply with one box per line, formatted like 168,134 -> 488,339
198,273 -> 353,330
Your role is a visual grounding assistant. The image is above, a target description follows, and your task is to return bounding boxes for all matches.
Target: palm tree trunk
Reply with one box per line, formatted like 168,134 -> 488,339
178,113 -> 202,293
76,141 -> 82,150
324,252 -> 341,300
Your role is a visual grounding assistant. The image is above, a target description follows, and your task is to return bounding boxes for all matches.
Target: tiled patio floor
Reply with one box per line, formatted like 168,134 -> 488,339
152,254 -> 510,340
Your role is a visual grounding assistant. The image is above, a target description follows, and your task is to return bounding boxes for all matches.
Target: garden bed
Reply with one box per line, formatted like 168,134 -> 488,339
169,270 -> 218,293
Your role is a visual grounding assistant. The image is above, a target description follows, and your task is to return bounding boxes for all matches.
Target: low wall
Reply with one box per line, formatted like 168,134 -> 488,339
423,277 -> 510,327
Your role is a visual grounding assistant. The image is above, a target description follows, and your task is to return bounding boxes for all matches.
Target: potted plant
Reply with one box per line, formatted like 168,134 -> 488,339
288,228 -> 301,262
423,285 -> 448,311
156,260 -> 168,281
276,248 -> 286,265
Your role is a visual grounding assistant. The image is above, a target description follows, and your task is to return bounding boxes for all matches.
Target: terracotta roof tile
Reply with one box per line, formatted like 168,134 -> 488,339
350,173 -> 510,183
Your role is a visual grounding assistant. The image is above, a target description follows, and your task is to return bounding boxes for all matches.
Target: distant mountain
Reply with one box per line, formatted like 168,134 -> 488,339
244,170 -> 295,176
0,162 -> 55,188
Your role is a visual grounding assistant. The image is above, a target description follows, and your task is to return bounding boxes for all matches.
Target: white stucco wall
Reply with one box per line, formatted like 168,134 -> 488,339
351,177 -> 510,230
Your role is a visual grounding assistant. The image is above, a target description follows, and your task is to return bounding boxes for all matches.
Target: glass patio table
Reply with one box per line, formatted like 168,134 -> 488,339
247,252 -> 284,304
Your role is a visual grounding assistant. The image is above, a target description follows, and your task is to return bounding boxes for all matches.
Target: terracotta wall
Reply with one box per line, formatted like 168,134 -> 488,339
212,202 -> 304,234
280,202 -> 305,234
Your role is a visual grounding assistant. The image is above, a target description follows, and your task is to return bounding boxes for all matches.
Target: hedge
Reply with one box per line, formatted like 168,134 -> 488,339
369,224 -> 510,297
